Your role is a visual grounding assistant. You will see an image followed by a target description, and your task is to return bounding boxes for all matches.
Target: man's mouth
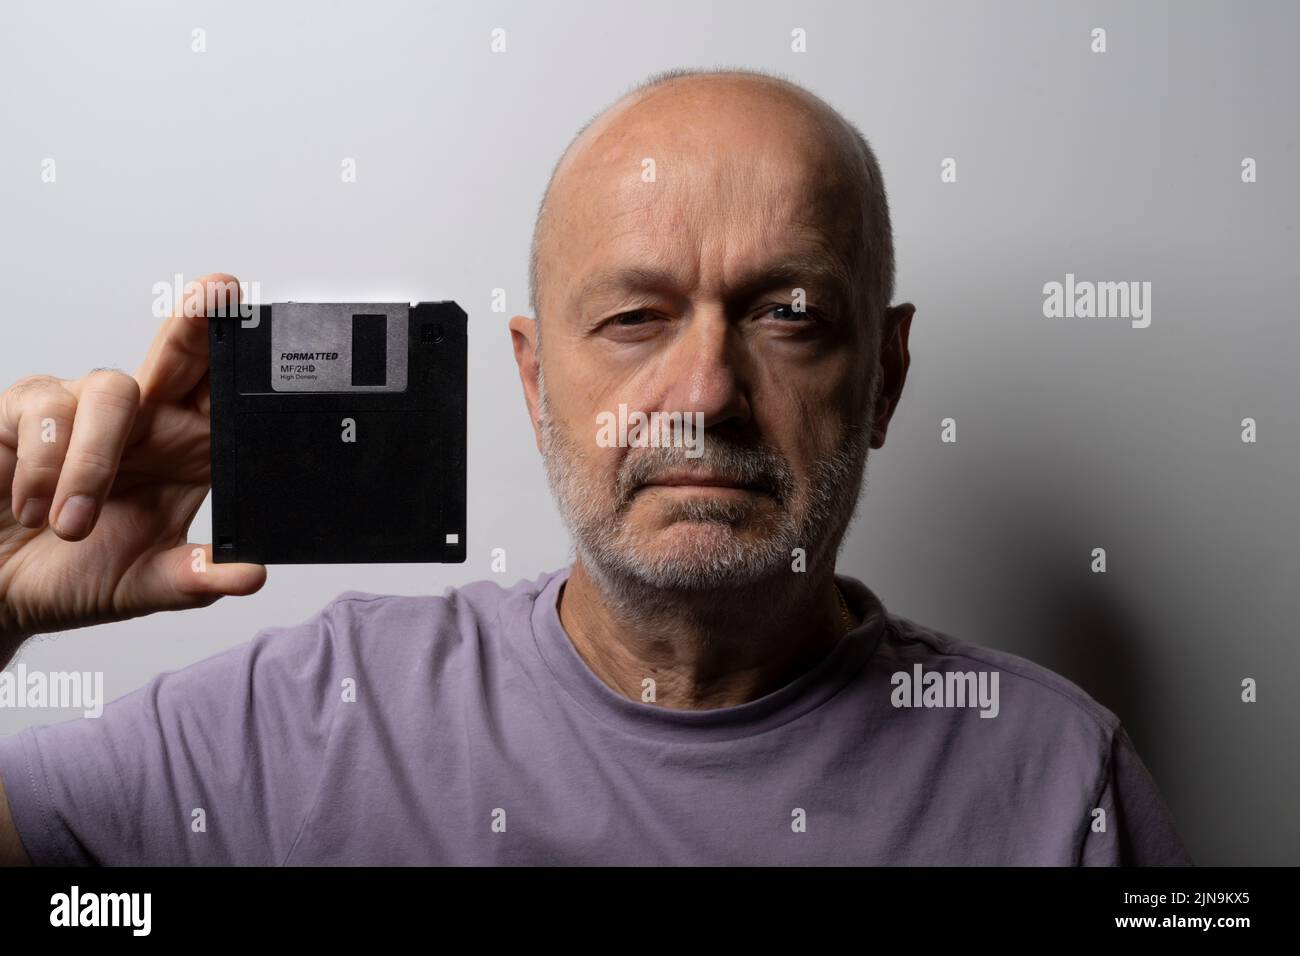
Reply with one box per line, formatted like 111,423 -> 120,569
638,471 -> 769,494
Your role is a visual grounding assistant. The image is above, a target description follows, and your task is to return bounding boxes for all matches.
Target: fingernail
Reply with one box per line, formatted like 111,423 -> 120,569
17,498 -> 50,528
55,495 -> 95,538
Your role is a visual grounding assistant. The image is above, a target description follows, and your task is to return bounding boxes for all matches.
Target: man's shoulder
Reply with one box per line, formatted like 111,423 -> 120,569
864,606 -> 1189,865
209,567 -> 568,690
322,567 -> 561,621
874,607 -> 1122,744
309,566 -> 567,644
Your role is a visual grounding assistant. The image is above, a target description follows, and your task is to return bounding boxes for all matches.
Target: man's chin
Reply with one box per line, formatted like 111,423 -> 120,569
588,522 -> 793,591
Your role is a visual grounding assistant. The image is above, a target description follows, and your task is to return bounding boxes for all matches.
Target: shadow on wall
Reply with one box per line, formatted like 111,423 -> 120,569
1030,580 -> 1161,750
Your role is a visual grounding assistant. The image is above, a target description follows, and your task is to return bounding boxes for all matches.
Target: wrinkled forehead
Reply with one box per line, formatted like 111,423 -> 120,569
545,95 -> 867,307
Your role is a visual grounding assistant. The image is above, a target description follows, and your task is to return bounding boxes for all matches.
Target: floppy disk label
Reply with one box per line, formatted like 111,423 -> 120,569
270,303 -> 408,392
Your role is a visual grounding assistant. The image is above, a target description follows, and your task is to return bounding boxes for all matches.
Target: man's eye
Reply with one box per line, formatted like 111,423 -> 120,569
768,304 -> 815,322
612,310 -> 655,326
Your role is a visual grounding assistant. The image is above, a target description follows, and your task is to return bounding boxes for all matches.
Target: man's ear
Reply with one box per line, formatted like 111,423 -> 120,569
870,302 -> 915,450
508,314 -> 544,453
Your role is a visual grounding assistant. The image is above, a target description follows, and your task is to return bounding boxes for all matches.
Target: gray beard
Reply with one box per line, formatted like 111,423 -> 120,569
536,360 -> 876,611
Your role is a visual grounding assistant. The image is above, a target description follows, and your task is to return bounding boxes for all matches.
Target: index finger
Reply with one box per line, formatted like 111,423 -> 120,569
134,273 -> 241,404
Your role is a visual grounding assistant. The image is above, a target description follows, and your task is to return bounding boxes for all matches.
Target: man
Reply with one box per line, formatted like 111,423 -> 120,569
0,67 -> 1190,865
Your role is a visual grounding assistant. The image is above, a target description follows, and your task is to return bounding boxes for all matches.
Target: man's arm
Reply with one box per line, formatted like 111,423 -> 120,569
0,273 -> 269,863
1081,724 -> 1192,865
0,772 -> 33,866
0,630 -> 33,866
0,600 -> 345,866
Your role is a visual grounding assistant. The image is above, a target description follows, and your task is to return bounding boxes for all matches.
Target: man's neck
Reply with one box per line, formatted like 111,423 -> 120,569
556,557 -> 851,710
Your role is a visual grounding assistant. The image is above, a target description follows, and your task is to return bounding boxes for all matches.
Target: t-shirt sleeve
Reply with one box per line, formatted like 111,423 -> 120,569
0,601 -> 344,866
1080,723 -> 1192,866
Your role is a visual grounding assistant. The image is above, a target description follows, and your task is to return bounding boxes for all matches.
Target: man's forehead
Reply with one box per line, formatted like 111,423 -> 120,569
573,243 -> 855,312
554,149 -> 860,302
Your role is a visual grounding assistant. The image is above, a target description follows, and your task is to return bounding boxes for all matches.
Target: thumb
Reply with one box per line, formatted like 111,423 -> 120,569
138,542 -> 267,611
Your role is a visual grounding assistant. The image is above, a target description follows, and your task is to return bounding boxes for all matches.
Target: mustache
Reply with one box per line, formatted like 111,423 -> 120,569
615,436 -> 793,504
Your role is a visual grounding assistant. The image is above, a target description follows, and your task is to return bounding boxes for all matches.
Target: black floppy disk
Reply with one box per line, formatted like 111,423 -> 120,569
207,302 -> 466,564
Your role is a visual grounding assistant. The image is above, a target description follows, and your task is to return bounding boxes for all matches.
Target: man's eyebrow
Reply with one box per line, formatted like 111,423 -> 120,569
575,252 -> 854,307
577,266 -> 679,302
732,254 -> 854,305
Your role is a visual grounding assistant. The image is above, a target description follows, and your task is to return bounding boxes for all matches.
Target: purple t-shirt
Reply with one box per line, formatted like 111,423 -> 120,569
0,565 -> 1191,865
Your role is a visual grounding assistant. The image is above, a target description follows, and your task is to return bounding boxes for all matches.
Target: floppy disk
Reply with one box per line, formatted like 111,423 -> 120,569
207,302 -> 466,564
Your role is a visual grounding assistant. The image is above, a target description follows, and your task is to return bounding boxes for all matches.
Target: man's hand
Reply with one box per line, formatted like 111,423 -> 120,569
0,274 -> 266,656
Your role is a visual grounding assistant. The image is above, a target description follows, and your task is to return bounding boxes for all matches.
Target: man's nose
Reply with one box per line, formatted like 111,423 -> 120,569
659,307 -> 751,430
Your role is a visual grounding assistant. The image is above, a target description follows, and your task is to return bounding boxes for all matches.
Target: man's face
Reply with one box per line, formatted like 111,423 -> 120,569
526,82 -> 883,593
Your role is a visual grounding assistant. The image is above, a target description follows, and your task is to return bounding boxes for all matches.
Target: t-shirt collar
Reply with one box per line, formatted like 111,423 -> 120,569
527,563 -> 890,743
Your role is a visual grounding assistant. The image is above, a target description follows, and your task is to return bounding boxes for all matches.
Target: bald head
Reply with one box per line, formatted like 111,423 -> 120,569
528,67 -> 895,337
